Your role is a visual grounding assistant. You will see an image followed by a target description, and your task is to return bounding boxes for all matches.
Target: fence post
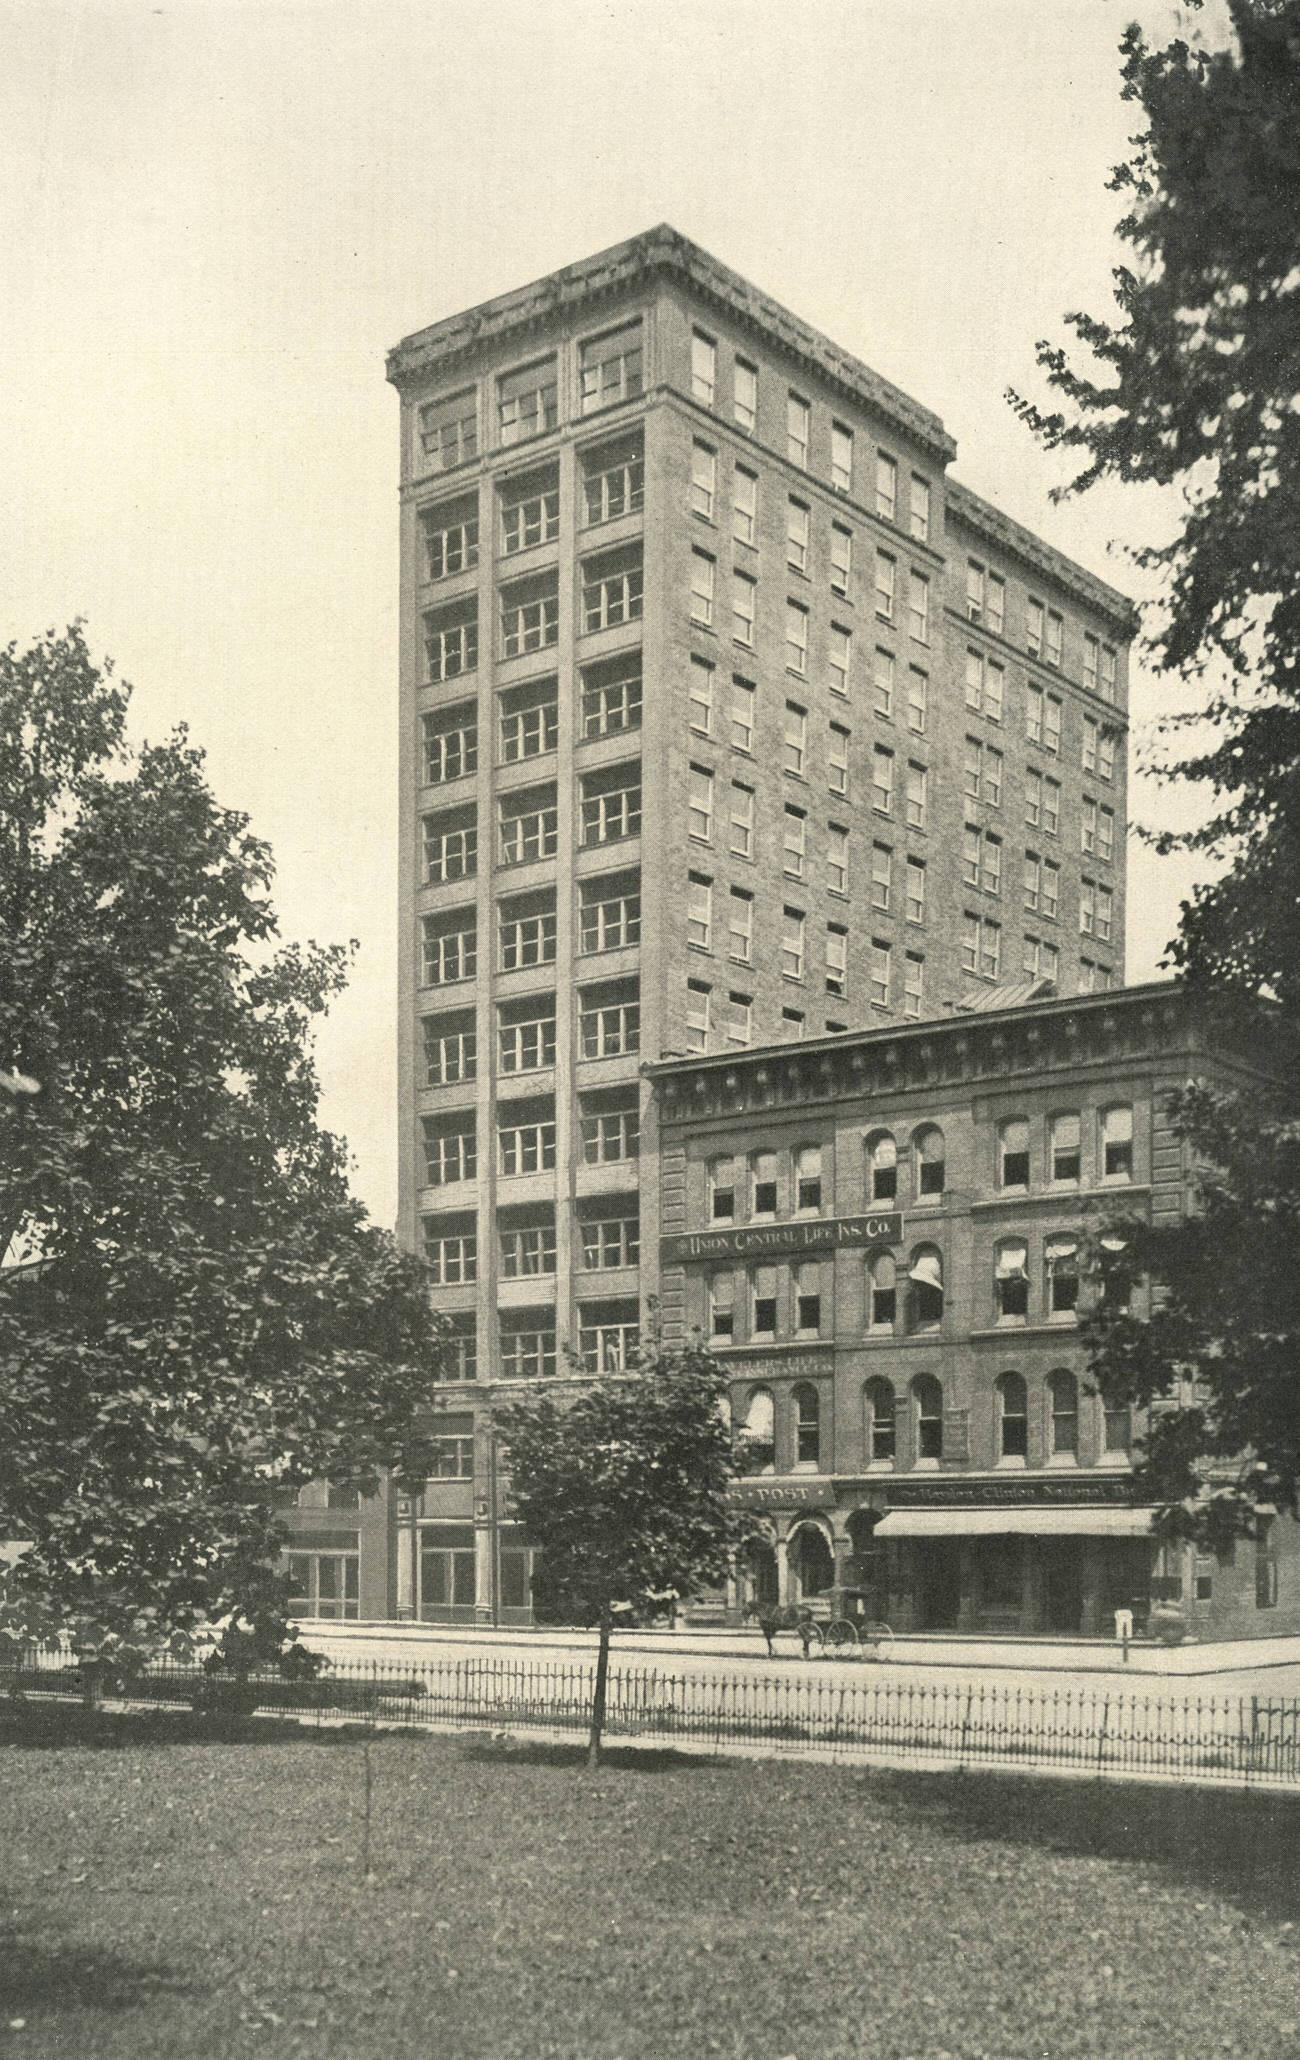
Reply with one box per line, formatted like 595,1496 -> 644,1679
1096,1696 -> 1110,1780
958,1686 -> 973,1775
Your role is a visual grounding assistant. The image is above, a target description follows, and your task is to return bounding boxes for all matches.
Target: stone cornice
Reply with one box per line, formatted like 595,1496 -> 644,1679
386,224 -> 957,463
946,477 -> 1138,633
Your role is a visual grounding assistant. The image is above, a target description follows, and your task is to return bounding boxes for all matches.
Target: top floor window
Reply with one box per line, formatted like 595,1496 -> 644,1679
831,422 -> 853,493
1027,597 -> 1045,659
734,356 -> 758,432
910,475 -> 930,543
692,330 -> 716,405
787,392 -> 810,468
417,388 -> 477,474
497,358 -> 557,448
1046,609 -> 1064,668
875,451 -> 897,522
580,320 -> 643,413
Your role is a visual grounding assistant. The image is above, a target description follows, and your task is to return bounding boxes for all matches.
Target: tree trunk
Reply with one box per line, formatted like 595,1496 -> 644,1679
587,1611 -> 611,1769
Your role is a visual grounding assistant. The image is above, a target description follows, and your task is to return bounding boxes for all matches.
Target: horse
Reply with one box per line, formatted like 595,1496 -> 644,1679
742,1599 -> 819,1659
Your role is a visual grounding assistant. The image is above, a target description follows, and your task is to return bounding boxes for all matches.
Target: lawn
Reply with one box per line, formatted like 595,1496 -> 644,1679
2,1709 -> 1299,2059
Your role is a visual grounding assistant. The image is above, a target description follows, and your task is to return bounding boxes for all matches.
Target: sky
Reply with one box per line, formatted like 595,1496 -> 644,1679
1,0 -> 1229,1228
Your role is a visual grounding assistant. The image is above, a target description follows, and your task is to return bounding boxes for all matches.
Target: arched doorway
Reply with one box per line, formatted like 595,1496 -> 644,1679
787,1523 -> 834,1603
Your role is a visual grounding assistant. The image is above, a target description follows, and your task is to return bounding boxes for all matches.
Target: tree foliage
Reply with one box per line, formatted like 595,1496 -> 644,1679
0,627 -> 445,1659
1013,4 -> 1300,1532
493,1344 -> 755,1763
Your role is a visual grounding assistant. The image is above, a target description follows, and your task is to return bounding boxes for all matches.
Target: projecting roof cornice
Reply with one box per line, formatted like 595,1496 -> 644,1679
386,223 -> 958,464
946,477 -> 1139,634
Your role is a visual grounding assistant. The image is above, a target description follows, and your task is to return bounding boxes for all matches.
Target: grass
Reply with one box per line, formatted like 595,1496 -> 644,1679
2,1707 -> 1299,2059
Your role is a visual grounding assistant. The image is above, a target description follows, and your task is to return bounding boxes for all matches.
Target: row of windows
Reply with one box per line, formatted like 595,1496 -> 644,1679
421,762 -> 643,882
423,656 -> 643,783
415,325 -> 644,475
424,1204 -> 640,1283
421,1082 -> 639,1188
418,435 -> 643,584
966,559 -> 1120,704
689,645 -> 930,744
688,549 -> 933,668
422,544 -> 642,680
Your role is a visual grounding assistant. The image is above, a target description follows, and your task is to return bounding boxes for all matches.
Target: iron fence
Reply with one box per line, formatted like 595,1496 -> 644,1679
4,1647 -> 1299,1788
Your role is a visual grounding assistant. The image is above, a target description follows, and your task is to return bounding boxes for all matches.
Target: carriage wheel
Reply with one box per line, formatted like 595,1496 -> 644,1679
864,1623 -> 895,1663
823,1617 -> 858,1651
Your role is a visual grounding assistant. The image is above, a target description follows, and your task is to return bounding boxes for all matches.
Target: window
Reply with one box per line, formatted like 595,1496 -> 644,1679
910,474 -> 930,543
827,823 -> 849,895
1026,768 -> 1042,829
872,745 -> 894,815
787,391 -> 810,467
786,605 -> 808,677
287,1550 -> 359,1621
733,572 -> 756,648
965,648 -> 984,713
963,824 -> 981,889
783,701 -> 807,775
709,1155 -> 736,1221
729,675 -> 756,752
1023,851 -> 1043,914
421,495 -> 479,583
440,1313 -> 477,1383
687,872 -> 713,949
691,440 -> 716,520
496,677 -> 556,763
1024,934 -> 1059,984
868,1248 -> 897,1331
874,550 -> 895,622
832,422 -> 854,492
1080,878 -> 1096,937
794,1144 -> 823,1215
1096,883 -> 1113,942
985,746 -> 1003,807
424,599 -> 478,682
1103,1397 -> 1132,1457
999,1117 -> 1030,1189
1100,644 -> 1117,704
500,467 -> 560,553
1083,716 -> 1098,774
793,1382 -> 821,1465
422,909 -> 476,987
913,1373 -> 944,1457
583,545 -> 642,634
781,906 -> 805,982
686,979 -> 711,1052
1046,608 -> 1064,668
1049,1111 -> 1081,1186
579,978 -> 640,1058
729,781 -> 755,858
997,1373 -> 1029,1459
830,523 -> 853,600
870,646 -> 894,718
827,623 -> 851,698
688,763 -> 714,842
903,951 -> 924,1019
914,1124 -> 945,1199
742,1387 -> 775,1472
1048,1372 -> 1079,1458
825,924 -> 848,997
692,330 -> 716,405
581,1090 -> 639,1163
580,320 -> 643,413
501,572 -> 558,658
865,1377 -> 896,1460
708,1270 -> 735,1339
734,356 -> 758,431
579,871 -> 640,957
498,1097 -> 556,1177
1044,694 -> 1062,757
499,1214 -> 557,1279
733,464 -> 758,545
423,804 -> 477,884
581,654 -> 642,738
995,1240 -> 1029,1322
1044,778 -> 1061,838
751,1150 -> 779,1218
867,1131 -> 898,1204
417,387 -> 477,474
869,938 -> 891,1009
427,1435 -> 475,1481
907,666 -> 928,734
423,1112 -> 476,1187
726,990 -> 752,1045
424,1213 -> 478,1286
982,833 -> 1002,897
1027,597 -> 1045,658
962,911 -> 1001,980
1026,683 -> 1044,747
582,435 -> 644,526
499,783 -> 558,865
908,570 -> 929,643
985,661 -> 1004,723
787,497 -> 810,573
1081,796 -> 1097,858
871,840 -> 892,912
498,357 -> 557,446
580,761 -> 642,845
499,889 -> 557,971
690,549 -> 715,626
423,701 -> 477,786
1046,1236 -> 1079,1317
964,736 -> 1001,807
875,451 -> 897,522
1099,805 -> 1115,863
423,1008 -> 476,1088
728,886 -> 753,963
827,724 -> 850,799
1102,1104 -> 1134,1181
905,760 -> 927,831
685,656 -> 715,736
783,804 -> 807,878
498,996 -> 556,1075
500,1314 -> 558,1381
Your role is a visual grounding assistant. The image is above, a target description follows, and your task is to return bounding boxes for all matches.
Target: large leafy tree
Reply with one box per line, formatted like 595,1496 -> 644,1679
493,1344 -> 755,1766
0,626 -> 445,1659
1012,2 -> 1300,1534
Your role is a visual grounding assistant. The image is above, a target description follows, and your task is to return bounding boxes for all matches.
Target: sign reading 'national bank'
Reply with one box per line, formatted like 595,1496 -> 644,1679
660,1213 -> 903,1264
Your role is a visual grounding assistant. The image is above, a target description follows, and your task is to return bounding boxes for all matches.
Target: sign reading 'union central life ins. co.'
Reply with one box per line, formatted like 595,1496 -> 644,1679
660,1214 -> 904,1264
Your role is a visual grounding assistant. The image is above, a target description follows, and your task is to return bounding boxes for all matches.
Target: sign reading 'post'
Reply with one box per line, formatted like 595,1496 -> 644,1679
660,1213 -> 903,1264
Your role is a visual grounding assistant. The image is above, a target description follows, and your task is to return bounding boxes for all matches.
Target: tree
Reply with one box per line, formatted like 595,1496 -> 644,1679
492,1342 -> 755,1766
1011,3 -> 1300,1535
0,626 -> 446,1662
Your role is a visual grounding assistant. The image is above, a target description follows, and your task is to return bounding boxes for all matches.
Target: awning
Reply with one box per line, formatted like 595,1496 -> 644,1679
909,1253 -> 943,1288
874,1508 -> 1156,1539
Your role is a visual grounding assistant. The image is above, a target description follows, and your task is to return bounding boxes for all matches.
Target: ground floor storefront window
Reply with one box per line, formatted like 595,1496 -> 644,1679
420,1524 -> 477,1622
286,1550 -> 359,1620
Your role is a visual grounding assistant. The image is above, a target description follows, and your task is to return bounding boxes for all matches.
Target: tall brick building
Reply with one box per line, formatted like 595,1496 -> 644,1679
381,226 -> 1136,1624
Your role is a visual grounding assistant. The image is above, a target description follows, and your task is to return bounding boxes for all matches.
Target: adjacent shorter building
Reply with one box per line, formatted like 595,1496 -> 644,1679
648,981 -> 1299,1642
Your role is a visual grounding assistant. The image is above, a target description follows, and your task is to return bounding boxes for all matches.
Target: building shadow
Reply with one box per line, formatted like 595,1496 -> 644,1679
0,1936 -> 183,2016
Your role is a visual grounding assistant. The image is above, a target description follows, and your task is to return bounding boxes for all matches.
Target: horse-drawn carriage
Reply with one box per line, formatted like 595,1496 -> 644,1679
745,1587 -> 893,1661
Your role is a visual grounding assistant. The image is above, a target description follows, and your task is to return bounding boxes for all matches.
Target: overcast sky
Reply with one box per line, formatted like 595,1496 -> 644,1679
2,0 -> 1228,1227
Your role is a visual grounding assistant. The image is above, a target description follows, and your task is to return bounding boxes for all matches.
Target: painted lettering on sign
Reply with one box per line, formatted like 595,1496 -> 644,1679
661,1213 -> 902,1265
732,1479 -> 836,1507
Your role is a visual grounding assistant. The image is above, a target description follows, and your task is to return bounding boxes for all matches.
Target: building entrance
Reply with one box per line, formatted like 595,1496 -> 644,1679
1041,1540 -> 1084,1633
914,1540 -> 962,1629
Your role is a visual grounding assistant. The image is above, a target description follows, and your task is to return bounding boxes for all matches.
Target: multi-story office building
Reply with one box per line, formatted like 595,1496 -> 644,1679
383,225 -> 1136,1624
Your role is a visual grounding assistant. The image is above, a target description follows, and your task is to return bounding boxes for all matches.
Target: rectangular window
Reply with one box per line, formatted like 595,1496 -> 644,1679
499,676 -> 559,762
787,497 -> 810,573
1027,597 -> 1045,658
827,823 -> 849,896
826,923 -> 848,996
1099,729 -> 1116,781
686,979 -> 711,1052
1044,694 -> 1062,756
875,451 -> 897,522
581,1091 -> 639,1163
1080,878 -> 1096,937
1044,777 -> 1061,837
1083,633 -> 1099,694
870,938 -> 891,1009
498,357 -> 557,447
689,655 -> 714,734
500,573 -> 559,658
907,665 -> 928,733
795,1259 -> 822,1336
499,1218 -> 558,1279
961,912 -> 979,974
687,872 -> 713,950
691,440 -> 717,520
424,1214 -> 478,1287
872,646 -> 894,718
729,782 -> 754,858
730,675 -> 756,752
784,701 -> 807,774
1096,883 -> 1113,943
689,763 -> 714,842
1026,768 -> 1042,829
905,855 -> 925,924
500,1317 -> 558,1382
582,436 -> 645,526
733,464 -> 758,545
422,910 -> 476,987
874,550 -> 895,622
964,737 -> 982,803
1041,860 -> 1059,921
423,804 -> 477,885
786,604 -> 808,677
963,823 -> 981,888
982,833 -> 1002,896
498,998 -> 557,1075
499,784 -> 558,865
423,1008 -> 476,1087
966,647 -> 984,712
692,329 -> 716,405
1099,805 -> 1115,863
966,560 -> 986,624
751,1265 -> 778,1338
781,906 -> 805,981
424,601 -> 478,683
1023,851 -> 1041,913
981,917 -> 1001,980
832,421 -> 854,492
787,391 -> 810,467
733,571 -> 756,648
287,1551 -> 360,1621
908,569 -> 929,643
985,661 -> 1004,724
580,1208 -> 640,1272
830,523 -> 853,599
872,745 -> 894,816
1046,608 -> 1064,668
581,654 -> 643,739
783,804 -> 807,878
423,1113 -> 477,1187
1026,683 -> 1044,746
500,468 -> 560,554
579,320 -> 644,413
580,761 -> 642,845
417,387 -> 477,474
726,990 -> 752,1046
421,495 -> 479,582
1100,645 -> 1117,703
828,723 -> 850,798
579,870 -> 641,955
423,701 -> 478,784
904,950 -> 924,1018
690,550 -> 715,627
1082,795 -> 1097,856
987,572 -> 1005,634
905,760 -> 927,831
579,979 -> 640,1059
1083,716 -> 1098,773
910,474 -> 930,543
728,886 -> 753,963
985,747 -> 1003,808
582,545 -> 643,633
871,840 -> 892,912
734,356 -> 758,431
498,1098 -> 557,1176
829,623 -> 851,698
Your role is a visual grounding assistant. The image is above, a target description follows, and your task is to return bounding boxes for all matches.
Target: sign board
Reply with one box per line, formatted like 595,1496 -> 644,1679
836,1475 -> 1142,1509
732,1479 -> 837,1508
661,1212 -> 903,1265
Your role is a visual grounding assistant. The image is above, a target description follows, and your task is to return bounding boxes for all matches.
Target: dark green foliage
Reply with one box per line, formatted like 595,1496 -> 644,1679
1013,7 -> 1300,1531
0,627 -> 446,1660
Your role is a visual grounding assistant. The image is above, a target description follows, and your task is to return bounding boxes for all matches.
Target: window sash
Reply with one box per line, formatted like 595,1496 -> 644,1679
581,1109 -> 639,1162
499,910 -> 557,970
500,802 -> 559,864
423,512 -> 479,581
580,889 -> 641,954
501,592 -> 559,658
584,458 -> 645,526
423,925 -> 477,986
499,1122 -> 557,1175
425,617 -> 478,682
583,564 -> 644,633
424,717 -> 478,784
498,1018 -> 557,1073
501,491 -> 559,554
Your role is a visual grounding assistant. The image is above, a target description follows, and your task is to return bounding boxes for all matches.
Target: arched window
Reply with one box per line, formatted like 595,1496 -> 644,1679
913,1374 -> 943,1461
741,1387 -> 775,1473
867,1250 -> 896,1331
794,1261 -> 822,1336
999,1117 -> 1030,1189
1101,1105 -> 1134,1182
864,1378 -> 896,1465
914,1124 -> 946,1200
708,1155 -> 736,1221
866,1130 -> 897,1203
1099,1232 -> 1132,1312
788,1523 -> 834,1598
996,1371 -> 1028,1460
1049,1111 -> 1081,1184
1048,1370 -> 1078,1459
907,1245 -> 944,1332
792,1382 -> 821,1468
994,1238 -> 1029,1322
1102,1394 -> 1131,1457
707,1270 -> 734,1341
795,1143 -> 823,1214
751,1149 -> 779,1218
1046,1236 -> 1079,1317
